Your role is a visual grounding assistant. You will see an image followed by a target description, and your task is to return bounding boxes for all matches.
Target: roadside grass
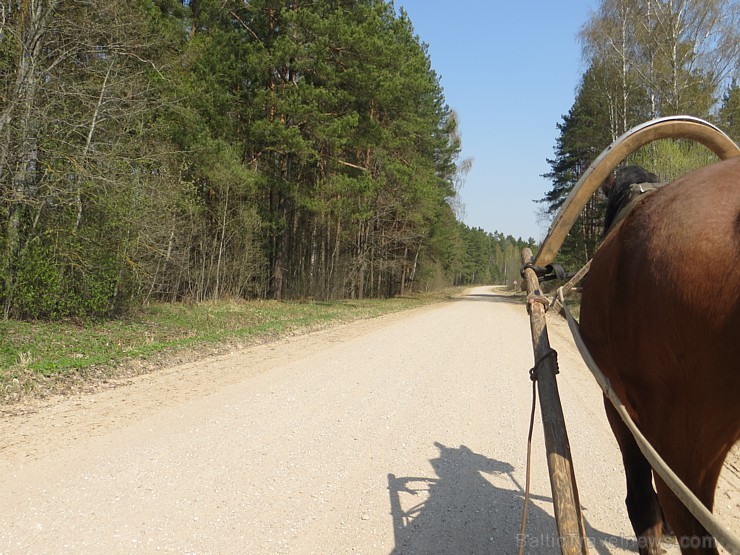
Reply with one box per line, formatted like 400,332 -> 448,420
0,288 -> 466,403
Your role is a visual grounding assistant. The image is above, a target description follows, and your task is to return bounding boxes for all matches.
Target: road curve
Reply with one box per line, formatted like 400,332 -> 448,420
1,286 -> 737,554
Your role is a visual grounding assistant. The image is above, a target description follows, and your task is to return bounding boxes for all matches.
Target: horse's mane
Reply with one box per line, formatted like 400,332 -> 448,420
603,165 -> 662,233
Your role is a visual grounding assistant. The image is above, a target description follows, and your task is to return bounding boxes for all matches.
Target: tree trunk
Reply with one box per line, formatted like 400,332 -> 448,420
2,0 -> 59,316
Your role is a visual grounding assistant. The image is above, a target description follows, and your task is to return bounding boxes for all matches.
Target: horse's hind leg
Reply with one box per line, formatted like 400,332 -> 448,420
652,440 -> 730,555
604,397 -> 665,555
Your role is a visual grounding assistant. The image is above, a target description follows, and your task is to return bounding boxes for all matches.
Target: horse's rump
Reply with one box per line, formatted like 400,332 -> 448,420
579,156 -> 740,554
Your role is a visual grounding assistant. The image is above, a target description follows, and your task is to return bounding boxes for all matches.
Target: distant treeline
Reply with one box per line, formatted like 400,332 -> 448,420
449,226 -> 536,289
0,0 -> 532,319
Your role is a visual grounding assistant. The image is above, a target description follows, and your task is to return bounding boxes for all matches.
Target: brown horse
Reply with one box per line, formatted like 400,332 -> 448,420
579,157 -> 740,554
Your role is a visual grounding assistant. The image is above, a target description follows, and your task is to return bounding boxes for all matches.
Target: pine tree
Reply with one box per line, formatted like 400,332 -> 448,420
541,65 -> 613,268
717,81 -> 740,142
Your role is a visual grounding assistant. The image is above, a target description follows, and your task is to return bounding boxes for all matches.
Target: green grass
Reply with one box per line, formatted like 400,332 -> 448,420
0,289 -> 464,402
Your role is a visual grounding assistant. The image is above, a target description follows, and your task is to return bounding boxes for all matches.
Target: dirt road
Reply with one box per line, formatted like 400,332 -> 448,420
1,286 -> 737,554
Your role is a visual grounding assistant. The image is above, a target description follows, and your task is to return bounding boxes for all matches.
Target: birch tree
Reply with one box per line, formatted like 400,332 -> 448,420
580,0 -> 739,123
0,0 -> 179,317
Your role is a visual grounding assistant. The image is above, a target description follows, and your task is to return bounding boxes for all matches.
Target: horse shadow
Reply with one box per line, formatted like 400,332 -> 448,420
388,442 -> 635,554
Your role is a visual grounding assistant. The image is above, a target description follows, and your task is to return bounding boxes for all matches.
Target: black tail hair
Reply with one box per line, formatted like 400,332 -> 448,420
603,166 -> 661,232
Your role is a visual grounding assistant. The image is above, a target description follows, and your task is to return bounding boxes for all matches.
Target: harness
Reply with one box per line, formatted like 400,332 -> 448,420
606,181 -> 666,233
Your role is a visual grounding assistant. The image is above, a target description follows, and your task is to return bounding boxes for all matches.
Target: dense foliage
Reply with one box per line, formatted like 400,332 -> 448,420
542,0 -> 739,270
0,0 -> 530,319
8,1 -> 733,318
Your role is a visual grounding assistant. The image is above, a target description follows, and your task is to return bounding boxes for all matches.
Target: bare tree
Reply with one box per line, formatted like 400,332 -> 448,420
580,0 -> 739,124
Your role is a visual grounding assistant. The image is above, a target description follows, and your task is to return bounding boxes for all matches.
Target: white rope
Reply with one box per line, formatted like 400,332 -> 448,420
554,288 -> 740,555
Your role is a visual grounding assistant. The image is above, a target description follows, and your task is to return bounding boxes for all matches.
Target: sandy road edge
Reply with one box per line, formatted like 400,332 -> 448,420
0,293 -> 479,469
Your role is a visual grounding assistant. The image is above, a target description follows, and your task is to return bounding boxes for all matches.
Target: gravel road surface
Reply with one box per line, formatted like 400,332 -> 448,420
1,286 -> 737,554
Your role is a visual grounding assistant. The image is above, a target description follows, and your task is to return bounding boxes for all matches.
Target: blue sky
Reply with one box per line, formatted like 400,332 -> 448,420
395,1 -> 599,240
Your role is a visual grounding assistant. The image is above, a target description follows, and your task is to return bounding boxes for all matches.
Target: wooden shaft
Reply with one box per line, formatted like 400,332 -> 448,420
521,248 -> 589,555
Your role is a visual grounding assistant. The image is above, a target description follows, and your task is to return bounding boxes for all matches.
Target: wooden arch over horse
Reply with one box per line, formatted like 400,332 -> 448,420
535,115 -> 740,267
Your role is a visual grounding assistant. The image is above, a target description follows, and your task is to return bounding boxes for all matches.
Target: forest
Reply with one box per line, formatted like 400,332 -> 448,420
541,0 -> 739,269
0,0 -> 534,319
1,0 -> 737,319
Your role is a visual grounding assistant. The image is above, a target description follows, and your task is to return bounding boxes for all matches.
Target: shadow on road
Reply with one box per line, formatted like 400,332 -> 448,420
388,442 -> 635,554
